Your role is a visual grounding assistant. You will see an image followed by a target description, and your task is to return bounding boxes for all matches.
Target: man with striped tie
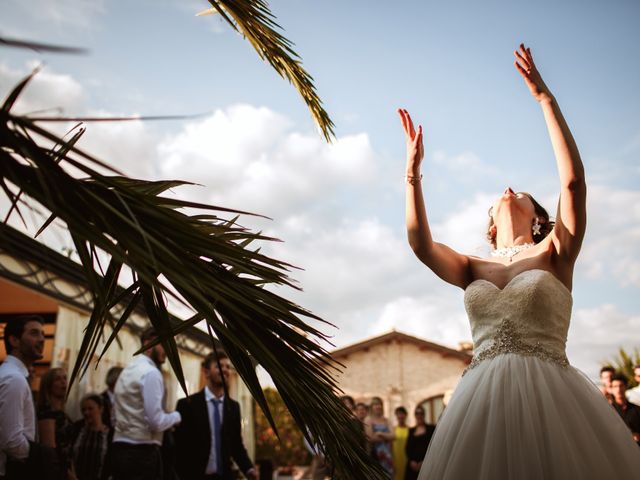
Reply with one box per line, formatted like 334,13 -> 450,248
175,351 -> 256,480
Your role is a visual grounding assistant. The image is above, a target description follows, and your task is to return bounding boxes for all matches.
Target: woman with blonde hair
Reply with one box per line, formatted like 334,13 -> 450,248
364,397 -> 394,478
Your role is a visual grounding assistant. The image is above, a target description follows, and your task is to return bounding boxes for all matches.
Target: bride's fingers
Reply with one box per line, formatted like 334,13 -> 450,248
521,44 -> 536,68
514,50 -> 530,71
415,125 -> 423,147
398,109 -> 412,138
514,60 -> 530,78
405,112 -> 417,138
526,47 -> 536,66
514,58 -> 530,76
398,108 -> 408,132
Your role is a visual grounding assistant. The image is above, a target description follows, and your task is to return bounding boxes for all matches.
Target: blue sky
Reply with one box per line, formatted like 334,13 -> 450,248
1,0 -> 639,380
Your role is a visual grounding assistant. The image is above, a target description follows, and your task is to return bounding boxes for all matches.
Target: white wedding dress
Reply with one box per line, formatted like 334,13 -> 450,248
418,269 -> 640,479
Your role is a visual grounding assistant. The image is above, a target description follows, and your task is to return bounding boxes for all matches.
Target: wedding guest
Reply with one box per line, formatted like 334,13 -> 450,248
101,367 -> 123,430
600,366 -> 615,401
355,402 -> 369,423
71,394 -> 111,480
341,395 -> 356,412
341,395 -> 367,453
256,459 -> 273,480
38,367 -> 75,479
392,406 -> 409,480
625,365 -> 640,406
365,397 -> 394,478
0,315 -> 45,479
111,327 -> 181,480
355,402 -> 370,454
404,406 -> 435,480
174,351 -> 256,479
304,435 -> 330,480
610,373 -> 640,445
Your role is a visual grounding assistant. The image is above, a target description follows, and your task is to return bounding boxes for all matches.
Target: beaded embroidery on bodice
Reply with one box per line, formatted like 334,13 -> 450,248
464,269 -> 572,373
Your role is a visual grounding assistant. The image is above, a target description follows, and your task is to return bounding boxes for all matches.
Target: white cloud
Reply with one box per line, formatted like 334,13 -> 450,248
0,62 -> 159,179
0,62 -> 86,115
157,105 -> 378,218
568,304 -> 640,380
258,213 -> 473,352
373,294 -> 470,348
577,185 -> 640,287
3,0 -> 106,32
431,192 -> 495,257
76,113 -> 157,178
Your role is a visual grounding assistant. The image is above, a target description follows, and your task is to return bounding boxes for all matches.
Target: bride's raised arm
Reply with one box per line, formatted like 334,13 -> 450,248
514,44 -> 586,270
398,108 -> 471,289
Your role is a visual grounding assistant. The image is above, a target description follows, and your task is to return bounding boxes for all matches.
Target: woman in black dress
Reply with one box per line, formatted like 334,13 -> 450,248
404,406 -> 435,480
37,367 -> 75,480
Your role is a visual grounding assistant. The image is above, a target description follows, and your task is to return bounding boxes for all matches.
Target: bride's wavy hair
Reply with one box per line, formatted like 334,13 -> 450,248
486,192 -> 554,249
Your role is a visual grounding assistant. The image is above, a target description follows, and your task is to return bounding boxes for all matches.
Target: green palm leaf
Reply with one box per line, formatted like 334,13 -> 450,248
0,80 -> 384,478
205,0 -> 335,141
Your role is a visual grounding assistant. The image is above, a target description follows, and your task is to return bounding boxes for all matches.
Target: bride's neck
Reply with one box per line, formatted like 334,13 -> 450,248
496,232 -> 533,250
495,216 -> 533,249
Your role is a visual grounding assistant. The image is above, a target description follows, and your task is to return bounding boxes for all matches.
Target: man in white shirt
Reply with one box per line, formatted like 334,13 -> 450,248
0,315 -> 45,480
111,327 -> 181,480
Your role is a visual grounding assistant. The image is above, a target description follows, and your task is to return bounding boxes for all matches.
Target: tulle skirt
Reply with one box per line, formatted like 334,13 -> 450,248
418,354 -> 640,479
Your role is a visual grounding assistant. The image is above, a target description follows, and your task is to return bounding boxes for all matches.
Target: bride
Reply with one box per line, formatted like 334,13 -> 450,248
399,44 -> 640,478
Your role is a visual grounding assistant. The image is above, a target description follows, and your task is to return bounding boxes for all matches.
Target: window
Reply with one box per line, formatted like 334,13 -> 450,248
420,395 -> 445,424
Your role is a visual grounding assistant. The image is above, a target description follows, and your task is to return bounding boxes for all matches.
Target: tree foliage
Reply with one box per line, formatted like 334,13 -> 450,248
606,347 -> 640,388
255,388 -> 310,467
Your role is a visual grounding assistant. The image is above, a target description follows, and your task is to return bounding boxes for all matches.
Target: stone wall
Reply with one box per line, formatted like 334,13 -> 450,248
334,337 -> 468,420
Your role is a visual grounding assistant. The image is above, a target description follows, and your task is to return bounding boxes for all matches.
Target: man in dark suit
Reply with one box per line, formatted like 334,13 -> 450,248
175,352 -> 256,480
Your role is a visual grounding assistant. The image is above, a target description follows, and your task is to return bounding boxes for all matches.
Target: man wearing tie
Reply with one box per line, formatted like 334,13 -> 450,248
175,351 -> 256,480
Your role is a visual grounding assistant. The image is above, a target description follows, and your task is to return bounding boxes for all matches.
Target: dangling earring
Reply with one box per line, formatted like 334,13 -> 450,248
532,218 -> 542,236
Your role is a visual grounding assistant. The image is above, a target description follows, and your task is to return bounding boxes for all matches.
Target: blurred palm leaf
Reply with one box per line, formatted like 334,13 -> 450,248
0,35 -> 88,54
0,76 -> 383,478
607,347 -> 640,388
205,0 -> 335,141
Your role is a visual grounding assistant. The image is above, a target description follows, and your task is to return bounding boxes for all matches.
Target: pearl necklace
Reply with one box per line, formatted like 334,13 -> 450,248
491,242 -> 535,262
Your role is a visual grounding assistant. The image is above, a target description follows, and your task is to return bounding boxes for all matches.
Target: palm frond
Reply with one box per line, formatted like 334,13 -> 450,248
0,76 -> 384,478
206,0 -> 335,142
0,36 -> 88,54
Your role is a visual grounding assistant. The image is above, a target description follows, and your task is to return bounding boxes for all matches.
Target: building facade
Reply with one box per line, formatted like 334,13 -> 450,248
332,330 -> 472,424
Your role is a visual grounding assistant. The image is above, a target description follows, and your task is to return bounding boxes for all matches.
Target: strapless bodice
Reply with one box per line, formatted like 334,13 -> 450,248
463,269 -> 572,372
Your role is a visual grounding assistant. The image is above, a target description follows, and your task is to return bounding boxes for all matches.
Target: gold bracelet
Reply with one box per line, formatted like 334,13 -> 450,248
405,174 -> 423,185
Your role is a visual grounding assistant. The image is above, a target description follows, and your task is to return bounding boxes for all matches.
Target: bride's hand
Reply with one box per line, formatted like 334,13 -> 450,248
398,108 -> 424,175
514,43 -> 553,103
